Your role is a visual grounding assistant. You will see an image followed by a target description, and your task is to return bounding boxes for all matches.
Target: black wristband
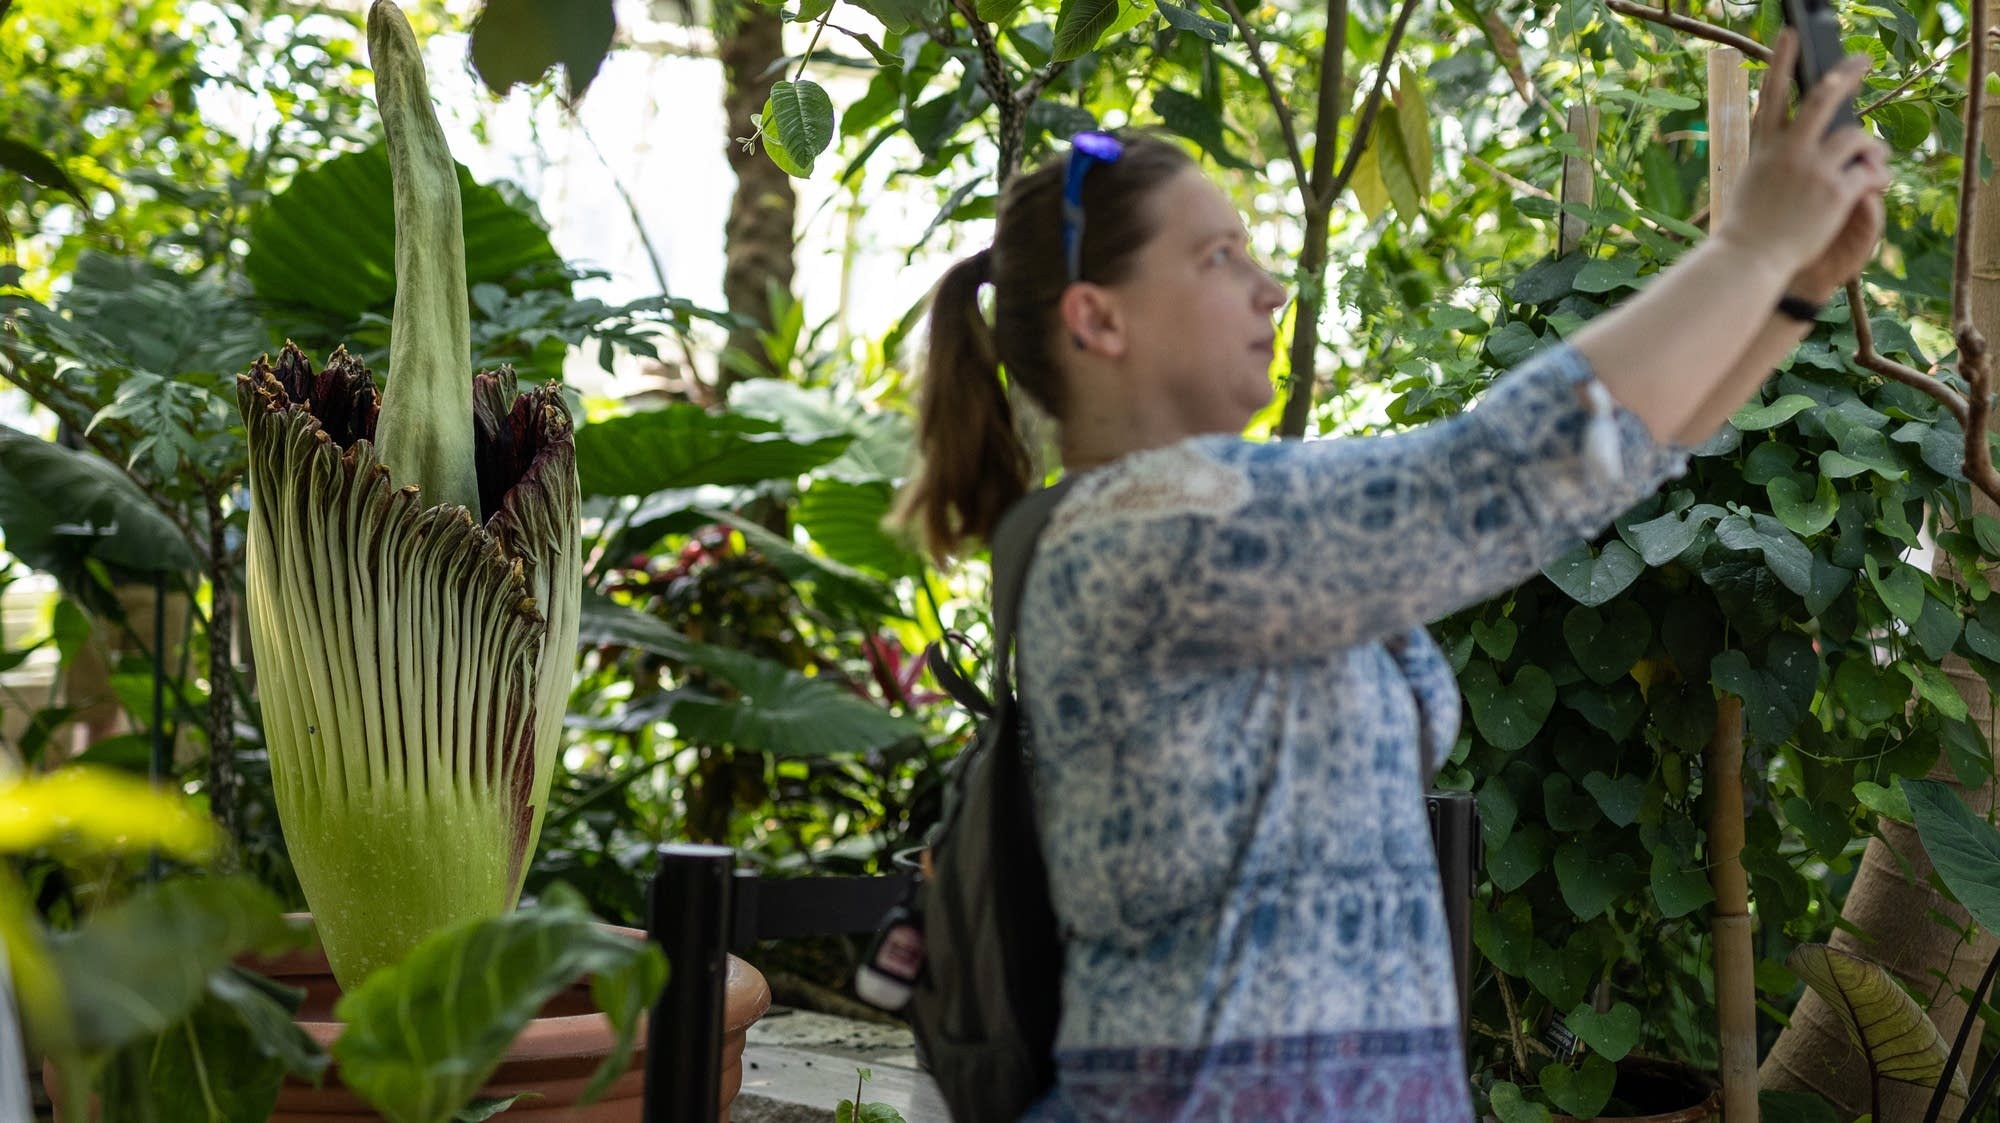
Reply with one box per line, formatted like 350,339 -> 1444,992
1776,293 -> 1825,323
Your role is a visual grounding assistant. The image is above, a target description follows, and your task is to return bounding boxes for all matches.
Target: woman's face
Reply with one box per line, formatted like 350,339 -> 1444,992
1109,167 -> 1289,435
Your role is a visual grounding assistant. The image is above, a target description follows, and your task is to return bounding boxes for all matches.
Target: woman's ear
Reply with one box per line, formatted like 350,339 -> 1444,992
1057,283 -> 1127,358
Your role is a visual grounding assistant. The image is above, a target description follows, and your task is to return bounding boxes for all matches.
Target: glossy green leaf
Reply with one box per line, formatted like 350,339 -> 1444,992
0,423 -> 198,577
1784,797 -> 1853,860
1471,616 -> 1518,660
1543,773 -> 1601,831
1052,0 -> 1119,59
43,877 -> 307,1053
1460,662 -> 1557,751
1582,771 -> 1645,828
1488,823 -> 1551,892
1905,779 -> 2000,939
1650,848 -> 1714,918
796,480 -> 923,578
1900,661 -> 1969,721
1732,393 -> 1819,431
1153,0 -> 1229,41
1710,634 -> 1820,745
574,405 -> 851,497
1853,780 -> 1913,822
1542,539 -> 1645,606
1562,601 -> 1650,684
578,595 -> 923,756
1786,943 -> 1967,1095
1715,513 -> 1813,596
245,144 -> 560,319
1473,893 -> 1533,974
1620,502 -> 1724,566
468,0 -> 615,102
1867,560 -> 1927,621
333,884 -> 667,1123
1554,840 -> 1641,921
699,509 -> 904,620
1489,1081 -> 1553,1123
765,80 -> 836,177
1768,474 -> 1839,536
1565,1001 -> 1641,1062
1541,1051 -> 1617,1118
1525,935 -> 1599,1010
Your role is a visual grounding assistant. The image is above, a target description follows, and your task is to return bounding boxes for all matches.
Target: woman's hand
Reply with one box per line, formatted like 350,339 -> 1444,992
1713,29 -> 1892,282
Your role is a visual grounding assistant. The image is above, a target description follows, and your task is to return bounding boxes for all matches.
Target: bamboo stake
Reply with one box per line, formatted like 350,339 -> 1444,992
1559,105 -> 1599,257
1706,44 -> 1759,1123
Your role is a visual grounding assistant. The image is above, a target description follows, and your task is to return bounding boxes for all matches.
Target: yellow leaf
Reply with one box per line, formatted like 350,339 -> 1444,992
0,767 -> 215,861
1350,137 -> 1390,221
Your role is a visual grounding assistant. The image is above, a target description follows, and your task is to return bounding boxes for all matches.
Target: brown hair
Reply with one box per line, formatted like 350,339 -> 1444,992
891,132 -> 1196,561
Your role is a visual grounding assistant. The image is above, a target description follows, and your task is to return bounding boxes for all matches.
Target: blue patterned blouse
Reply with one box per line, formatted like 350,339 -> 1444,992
1014,344 -> 1690,1122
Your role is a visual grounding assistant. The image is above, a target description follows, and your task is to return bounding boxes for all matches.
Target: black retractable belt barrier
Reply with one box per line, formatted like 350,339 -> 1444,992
1426,790 -> 1481,1047
644,843 -> 734,1123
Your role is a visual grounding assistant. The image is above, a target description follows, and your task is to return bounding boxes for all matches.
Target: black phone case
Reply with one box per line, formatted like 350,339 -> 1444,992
1783,0 -> 1862,132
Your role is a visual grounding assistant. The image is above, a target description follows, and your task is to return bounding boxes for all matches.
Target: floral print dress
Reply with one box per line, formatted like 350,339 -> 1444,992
1015,344 -> 1690,1122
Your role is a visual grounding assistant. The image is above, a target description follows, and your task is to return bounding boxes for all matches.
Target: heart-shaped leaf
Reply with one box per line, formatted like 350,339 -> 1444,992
1461,662 -> 1557,752
1565,1001 -> 1642,1062
1472,616 -> 1519,660
1650,848 -> 1714,919
1732,393 -> 1819,431
1715,513 -> 1813,596
1562,601 -> 1651,684
1543,773 -> 1602,831
1526,936 -> 1599,1010
1488,824 -> 1551,893
1621,502 -> 1724,566
1582,772 -> 1645,828
1542,540 -> 1645,606
1782,797 -> 1852,861
1541,1051 -> 1617,1118
1767,473 -> 1840,537
1554,841 -> 1641,922
1489,1080 -> 1554,1123
1561,681 -> 1646,740
1786,943 -> 1967,1095
1473,894 -> 1533,975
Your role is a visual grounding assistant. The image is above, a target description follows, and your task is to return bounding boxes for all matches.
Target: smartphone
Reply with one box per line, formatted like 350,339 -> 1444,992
1782,0 -> 1862,132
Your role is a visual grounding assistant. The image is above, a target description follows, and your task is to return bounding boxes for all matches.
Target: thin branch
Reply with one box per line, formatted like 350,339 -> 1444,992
1211,0 -> 1311,192
1325,0 -> 1423,206
1604,0 -> 1770,60
1494,969 -> 1535,1078
1857,45 -> 1955,118
1849,278 -> 1970,427
793,2 -> 836,83
1015,61 -> 1064,108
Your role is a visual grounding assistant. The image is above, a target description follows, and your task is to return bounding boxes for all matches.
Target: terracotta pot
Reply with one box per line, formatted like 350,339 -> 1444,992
250,923 -> 771,1123
1549,1056 -> 1721,1123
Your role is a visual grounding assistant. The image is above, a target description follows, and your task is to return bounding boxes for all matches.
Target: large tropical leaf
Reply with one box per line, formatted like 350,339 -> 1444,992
244,144 -> 561,320
41,876 -> 308,1054
725,379 -> 912,483
468,0 -> 615,103
0,422 -> 198,577
1905,779 -> 2000,938
332,884 -> 665,1123
699,509 -> 904,620
1786,943 -> 1969,1095
795,479 -> 924,579
577,595 -> 922,756
574,404 -> 851,497
96,967 -> 328,1122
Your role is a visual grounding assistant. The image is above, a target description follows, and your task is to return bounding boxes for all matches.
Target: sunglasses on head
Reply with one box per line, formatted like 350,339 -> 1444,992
1061,131 -> 1124,285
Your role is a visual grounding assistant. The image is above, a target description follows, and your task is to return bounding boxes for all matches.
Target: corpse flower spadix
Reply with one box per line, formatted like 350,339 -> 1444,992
236,0 -> 580,990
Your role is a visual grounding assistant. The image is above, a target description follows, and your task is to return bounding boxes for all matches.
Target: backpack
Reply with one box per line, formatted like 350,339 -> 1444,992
859,482 -> 1074,1123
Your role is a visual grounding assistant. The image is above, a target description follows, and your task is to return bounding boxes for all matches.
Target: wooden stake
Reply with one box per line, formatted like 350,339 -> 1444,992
1558,104 -> 1599,257
1706,45 -> 1759,1123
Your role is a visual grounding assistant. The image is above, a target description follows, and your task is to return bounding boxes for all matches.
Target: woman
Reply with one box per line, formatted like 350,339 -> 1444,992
893,31 -> 1888,1121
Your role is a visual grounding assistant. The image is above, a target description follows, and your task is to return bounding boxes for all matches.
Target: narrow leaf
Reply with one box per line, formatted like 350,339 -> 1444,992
1052,0 -> 1119,60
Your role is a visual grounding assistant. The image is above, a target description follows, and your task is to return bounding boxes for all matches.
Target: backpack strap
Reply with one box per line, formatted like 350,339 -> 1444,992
986,478 -> 1078,704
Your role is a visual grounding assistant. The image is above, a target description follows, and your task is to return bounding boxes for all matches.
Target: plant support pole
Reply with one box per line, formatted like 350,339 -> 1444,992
1705,45 -> 1759,1122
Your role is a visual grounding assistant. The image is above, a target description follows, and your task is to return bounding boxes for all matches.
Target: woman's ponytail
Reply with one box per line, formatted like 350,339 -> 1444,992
891,247 -> 1033,561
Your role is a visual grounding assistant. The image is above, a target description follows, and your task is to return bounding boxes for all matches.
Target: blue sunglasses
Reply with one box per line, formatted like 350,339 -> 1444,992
1061,131 -> 1124,284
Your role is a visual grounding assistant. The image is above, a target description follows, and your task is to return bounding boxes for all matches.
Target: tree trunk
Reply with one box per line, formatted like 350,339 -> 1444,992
719,3 -> 796,387
1757,57 -> 2000,1119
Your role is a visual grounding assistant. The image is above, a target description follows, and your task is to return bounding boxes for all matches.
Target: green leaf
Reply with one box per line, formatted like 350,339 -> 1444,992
96,975 -> 311,1123
1525,935 -> 1599,1010
1853,780 -> 1913,822
1832,656 -> 1910,723
574,405 -> 851,497
1760,1089 -> 1843,1123
1052,0 -> 1119,59
1543,773 -> 1602,831
456,1096 -> 532,1121
333,885 -> 667,1123
1473,894 -> 1533,975
699,509 -> 904,620
1784,797 -> 1853,861
1582,771 -> 1645,828
1867,559 -> 1927,621
1373,104 -> 1423,223
0,134 -> 88,204
1710,634 -> 1819,745
1489,1080 -> 1553,1123
1650,848 -> 1715,918
1715,513 -> 1813,596
1900,661 -> 1970,721
1460,662 -> 1557,752
468,0 -> 616,103
0,422 -> 199,577
1541,1051 -> 1617,1118
1732,393 -> 1819,431
1767,474 -> 1839,537
1471,616 -> 1518,660
1905,779 -> 2000,938
1554,840 -> 1641,922
1565,1001 -> 1642,1062
1488,823 -> 1551,892
246,144 -> 561,320
1621,503 -> 1724,566
1542,540 -> 1645,606
764,80 -> 836,177
1786,943 -> 1968,1095
578,595 -> 924,756
1151,87 -> 1252,170
1153,0 -> 1229,41
797,480 -> 924,579
1562,601 -> 1650,684
43,877 -> 308,1053
1572,257 -> 1641,293
1939,718 -> 1995,789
